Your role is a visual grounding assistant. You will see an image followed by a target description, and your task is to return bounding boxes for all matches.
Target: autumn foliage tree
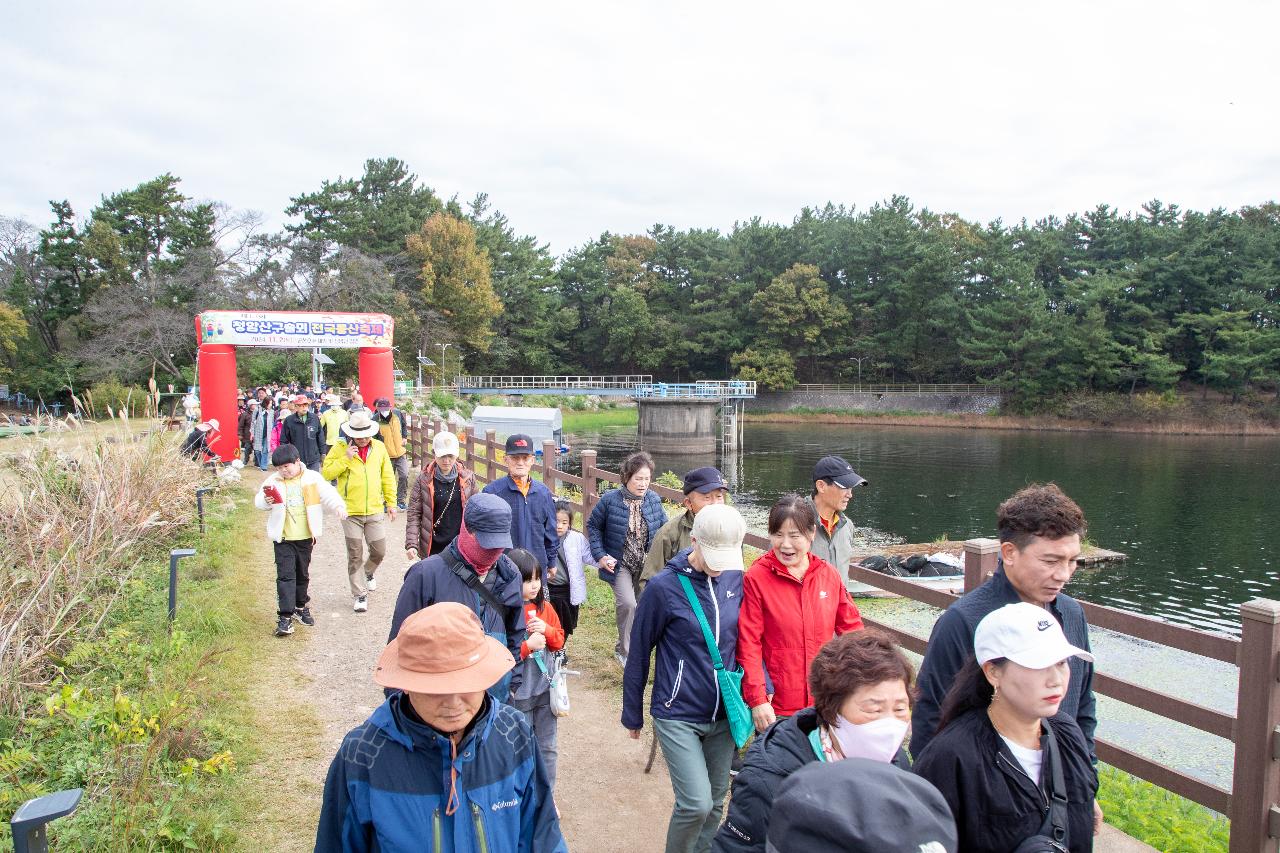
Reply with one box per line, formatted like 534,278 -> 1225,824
405,213 -> 503,355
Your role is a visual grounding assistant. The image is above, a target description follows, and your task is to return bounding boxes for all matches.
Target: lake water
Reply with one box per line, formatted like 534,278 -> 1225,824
566,421 -> 1280,790
568,421 -> 1280,636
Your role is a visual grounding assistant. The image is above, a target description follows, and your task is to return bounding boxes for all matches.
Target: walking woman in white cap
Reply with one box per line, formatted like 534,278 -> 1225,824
406,430 -> 475,561
913,602 -> 1100,853
315,602 -> 566,853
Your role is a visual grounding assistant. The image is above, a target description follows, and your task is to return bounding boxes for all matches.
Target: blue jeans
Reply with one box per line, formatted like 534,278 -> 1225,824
255,449 -> 269,470
653,717 -> 735,853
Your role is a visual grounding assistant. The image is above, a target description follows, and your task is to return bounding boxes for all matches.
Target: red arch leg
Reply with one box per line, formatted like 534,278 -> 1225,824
358,347 -> 396,406
197,344 -> 239,462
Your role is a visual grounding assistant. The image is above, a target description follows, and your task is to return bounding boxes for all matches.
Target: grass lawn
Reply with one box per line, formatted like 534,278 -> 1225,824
562,408 -> 638,433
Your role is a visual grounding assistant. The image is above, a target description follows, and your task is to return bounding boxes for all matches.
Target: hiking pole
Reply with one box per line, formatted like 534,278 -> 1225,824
10,788 -> 81,853
168,549 -> 197,630
195,487 -> 213,534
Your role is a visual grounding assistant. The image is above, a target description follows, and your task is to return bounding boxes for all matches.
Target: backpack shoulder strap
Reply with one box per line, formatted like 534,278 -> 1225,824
1041,722 -> 1070,848
442,548 -> 509,615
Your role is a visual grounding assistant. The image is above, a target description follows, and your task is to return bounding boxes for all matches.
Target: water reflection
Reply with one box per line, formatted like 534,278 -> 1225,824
566,422 -> 1280,635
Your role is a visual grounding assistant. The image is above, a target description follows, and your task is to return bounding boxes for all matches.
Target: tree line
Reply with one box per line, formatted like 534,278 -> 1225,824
1,157 -> 1277,409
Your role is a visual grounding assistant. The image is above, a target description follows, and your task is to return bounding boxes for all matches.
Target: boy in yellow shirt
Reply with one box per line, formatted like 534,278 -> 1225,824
256,444 -> 346,636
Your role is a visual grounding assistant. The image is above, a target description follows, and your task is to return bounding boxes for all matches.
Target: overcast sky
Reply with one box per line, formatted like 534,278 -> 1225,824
3,1 -> 1277,255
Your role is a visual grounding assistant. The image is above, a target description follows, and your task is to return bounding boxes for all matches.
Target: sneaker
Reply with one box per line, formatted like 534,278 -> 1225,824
354,596 -> 368,613
365,575 -> 377,592
397,502 -> 407,510
730,749 -> 745,777
274,616 -> 294,636
293,607 -> 315,627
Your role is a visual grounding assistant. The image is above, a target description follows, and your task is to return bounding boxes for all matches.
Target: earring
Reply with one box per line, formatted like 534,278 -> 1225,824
992,685 -> 1000,702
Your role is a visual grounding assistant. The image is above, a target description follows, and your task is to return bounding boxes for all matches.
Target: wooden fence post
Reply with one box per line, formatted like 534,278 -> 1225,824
486,430 -> 498,482
410,414 -> 422,468
962,538 -> 1000,593
1229,599 -> 1280,853
582,450 -> 598,515
542,440 -> 556,493
463,426 -> 476,479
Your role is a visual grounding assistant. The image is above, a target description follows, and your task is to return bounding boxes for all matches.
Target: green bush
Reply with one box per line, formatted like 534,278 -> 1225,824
85,376 -> 148,418
1096,764 -> 1228,853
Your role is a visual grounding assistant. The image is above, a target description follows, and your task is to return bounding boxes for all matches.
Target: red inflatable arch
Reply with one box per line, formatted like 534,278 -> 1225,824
194,311 -> 396,462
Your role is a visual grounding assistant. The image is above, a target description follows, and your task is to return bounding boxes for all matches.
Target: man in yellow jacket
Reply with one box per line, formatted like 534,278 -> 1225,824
322,409 -> 398,612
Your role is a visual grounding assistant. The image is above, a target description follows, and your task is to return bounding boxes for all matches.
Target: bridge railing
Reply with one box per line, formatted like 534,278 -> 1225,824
633,380 -> 757,399
793,382 -> 996,393
456,375 -> 653,391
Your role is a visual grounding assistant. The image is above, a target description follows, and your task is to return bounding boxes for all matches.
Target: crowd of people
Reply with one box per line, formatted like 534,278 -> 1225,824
242,389 -> 1102,852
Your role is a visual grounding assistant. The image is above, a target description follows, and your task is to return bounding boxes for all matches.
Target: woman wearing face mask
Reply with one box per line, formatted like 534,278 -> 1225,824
736,494 -> 863,733
713,631 -> 914,853
914,603 -> 1099,853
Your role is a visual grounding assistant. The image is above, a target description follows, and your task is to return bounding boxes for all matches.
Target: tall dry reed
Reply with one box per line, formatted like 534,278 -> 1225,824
0,432 -> 209,714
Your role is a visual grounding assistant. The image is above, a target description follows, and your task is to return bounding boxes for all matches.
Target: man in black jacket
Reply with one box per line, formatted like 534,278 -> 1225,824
279,394 -> 326,472
911,483 -> 1101,831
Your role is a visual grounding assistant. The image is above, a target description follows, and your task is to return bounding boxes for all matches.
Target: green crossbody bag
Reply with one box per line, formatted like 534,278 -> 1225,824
676,573 -> 754,748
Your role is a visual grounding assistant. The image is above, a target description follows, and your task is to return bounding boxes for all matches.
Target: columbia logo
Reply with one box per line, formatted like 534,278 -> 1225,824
492,798 -> 519,811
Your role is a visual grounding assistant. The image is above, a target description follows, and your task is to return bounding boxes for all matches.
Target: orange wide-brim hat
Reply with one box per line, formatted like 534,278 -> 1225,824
374,602 -> 515,694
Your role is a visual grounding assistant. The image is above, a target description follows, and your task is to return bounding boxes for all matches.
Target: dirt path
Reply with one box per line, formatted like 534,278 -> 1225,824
238,466 -> 676,852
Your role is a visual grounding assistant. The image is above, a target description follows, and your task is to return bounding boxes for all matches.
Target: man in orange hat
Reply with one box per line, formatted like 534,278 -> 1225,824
315,603 -> 566,853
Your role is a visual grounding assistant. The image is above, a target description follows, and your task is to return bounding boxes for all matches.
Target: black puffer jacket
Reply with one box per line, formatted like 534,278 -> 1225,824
279,413 -> 326,466
913,709 -> 1098,853
713,707 -> 910,853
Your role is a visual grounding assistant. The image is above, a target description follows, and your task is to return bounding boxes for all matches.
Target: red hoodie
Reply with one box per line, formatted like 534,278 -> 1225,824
737,550 -> 863,714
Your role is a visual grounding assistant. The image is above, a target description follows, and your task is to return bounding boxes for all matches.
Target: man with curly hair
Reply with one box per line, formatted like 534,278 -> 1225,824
911,484 -> 1097,770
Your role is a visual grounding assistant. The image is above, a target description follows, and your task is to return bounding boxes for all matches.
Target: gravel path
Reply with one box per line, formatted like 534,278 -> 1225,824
239,467 -> 675,851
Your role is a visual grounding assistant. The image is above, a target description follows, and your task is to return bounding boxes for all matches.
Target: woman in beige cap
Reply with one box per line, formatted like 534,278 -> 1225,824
315,602 -> 566,853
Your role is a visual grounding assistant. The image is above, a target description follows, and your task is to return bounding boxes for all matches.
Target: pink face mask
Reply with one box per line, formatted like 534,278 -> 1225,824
829,715 -> 910,764
457,524 -> 504,574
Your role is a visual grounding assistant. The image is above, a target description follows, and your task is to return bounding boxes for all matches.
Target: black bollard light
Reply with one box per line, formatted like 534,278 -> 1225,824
11,788 -> 82,853
195,487 -> 213,534
168,548 -> 197,629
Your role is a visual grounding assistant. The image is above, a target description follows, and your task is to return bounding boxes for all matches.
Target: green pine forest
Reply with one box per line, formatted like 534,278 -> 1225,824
1,157 -> 1278,412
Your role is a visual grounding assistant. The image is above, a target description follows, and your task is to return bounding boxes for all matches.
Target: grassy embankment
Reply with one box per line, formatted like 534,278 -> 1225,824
750,391 -> 1280,436
858,597 -> 1230,853
0,432 -> 319,851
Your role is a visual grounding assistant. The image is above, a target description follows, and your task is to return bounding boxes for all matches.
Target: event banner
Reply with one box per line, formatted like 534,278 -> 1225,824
198,311 -> 394,349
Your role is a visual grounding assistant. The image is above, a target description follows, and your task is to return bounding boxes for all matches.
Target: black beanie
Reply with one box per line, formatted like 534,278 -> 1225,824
271,444 -> 300,467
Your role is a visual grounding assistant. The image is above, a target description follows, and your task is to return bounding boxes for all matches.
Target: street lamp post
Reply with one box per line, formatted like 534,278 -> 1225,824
850,356 -> 868,387
437,343 -> 453,387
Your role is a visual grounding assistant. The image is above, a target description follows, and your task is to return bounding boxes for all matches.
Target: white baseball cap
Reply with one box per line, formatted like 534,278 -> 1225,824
691,504 -> 747,573
974,602 -> 1094,670
433,431 -> 460,457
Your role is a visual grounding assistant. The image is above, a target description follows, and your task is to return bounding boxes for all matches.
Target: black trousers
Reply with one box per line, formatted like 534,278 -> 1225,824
548,583 -> 579,637
274,538 -> 314,616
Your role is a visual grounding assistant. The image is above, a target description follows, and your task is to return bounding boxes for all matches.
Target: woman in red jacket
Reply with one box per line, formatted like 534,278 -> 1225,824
738,494 -> 862,733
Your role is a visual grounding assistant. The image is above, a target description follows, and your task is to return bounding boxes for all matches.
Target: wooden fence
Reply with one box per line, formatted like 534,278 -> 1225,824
406,416 -> 1280,852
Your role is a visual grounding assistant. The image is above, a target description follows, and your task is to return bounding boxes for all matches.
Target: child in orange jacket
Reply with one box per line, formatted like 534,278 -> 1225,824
508,548 -> 565,791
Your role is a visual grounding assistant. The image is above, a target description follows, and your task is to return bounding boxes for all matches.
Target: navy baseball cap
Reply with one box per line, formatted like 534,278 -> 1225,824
765,759 -> 956,853
813,455 -> 868,489
682,466 -> 729,495
504,434 -> 535,455
462,494 -> 514,549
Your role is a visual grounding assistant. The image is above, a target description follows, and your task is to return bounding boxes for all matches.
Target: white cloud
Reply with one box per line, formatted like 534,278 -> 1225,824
1,1 -> 1277,253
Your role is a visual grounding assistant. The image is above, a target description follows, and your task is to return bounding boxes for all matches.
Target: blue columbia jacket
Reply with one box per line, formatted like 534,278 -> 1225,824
314,693 -> 567,853
622,550 -> 743,730
910,568 -> 1097,760
586,487 -> 668,584
482,475 -> 559,574
389,542 -> 525,699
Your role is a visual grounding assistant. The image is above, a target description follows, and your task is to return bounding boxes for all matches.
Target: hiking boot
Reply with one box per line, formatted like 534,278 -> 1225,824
293,607 -> 315,627
365,574 -> 377,592
275,616 -> 294,636
353,596 -> 368,613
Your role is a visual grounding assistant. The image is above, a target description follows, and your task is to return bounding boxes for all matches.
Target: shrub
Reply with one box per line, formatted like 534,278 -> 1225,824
84,376 -> 148,418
